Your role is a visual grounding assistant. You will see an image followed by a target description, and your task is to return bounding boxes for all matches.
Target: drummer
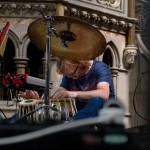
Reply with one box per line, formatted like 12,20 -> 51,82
18,58 -> 115,120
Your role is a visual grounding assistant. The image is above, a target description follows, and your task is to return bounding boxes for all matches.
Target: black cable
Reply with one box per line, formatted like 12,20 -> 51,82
0,108 -> 7,119
132,70 -> 150,122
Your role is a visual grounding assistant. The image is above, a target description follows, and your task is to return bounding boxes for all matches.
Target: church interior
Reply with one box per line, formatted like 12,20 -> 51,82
0,0 -> 150,149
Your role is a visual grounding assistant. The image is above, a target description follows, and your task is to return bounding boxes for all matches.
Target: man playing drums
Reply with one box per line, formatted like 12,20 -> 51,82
18,58 -> 115,121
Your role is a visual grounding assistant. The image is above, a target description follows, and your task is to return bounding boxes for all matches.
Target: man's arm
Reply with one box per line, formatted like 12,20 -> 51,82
52,82 -> 110,100
74,82 -> 110,100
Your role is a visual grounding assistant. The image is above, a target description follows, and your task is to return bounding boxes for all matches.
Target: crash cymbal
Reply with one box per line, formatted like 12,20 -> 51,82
28,16 -> 106,60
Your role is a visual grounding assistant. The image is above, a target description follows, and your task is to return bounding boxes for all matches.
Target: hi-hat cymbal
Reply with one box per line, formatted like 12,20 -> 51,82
28,16 -> 106,60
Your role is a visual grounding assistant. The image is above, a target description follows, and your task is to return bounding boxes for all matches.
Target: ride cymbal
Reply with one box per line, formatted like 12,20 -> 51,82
28,16 -> 106,60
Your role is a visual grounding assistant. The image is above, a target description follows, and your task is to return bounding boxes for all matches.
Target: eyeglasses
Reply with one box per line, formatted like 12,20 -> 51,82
67,66 -> 79,76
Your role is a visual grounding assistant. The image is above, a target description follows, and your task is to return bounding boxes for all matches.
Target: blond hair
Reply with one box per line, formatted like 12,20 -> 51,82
56,57 -> 93,74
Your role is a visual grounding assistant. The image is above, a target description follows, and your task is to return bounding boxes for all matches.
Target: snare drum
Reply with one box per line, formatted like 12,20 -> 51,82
17,99 -> 37,122
36,98 -> 77,122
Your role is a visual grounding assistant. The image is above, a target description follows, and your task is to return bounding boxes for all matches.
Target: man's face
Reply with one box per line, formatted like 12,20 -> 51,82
64,63 -> 87,79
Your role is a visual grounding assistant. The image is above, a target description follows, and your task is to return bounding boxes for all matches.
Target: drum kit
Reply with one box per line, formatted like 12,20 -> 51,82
14,12 -> 106,124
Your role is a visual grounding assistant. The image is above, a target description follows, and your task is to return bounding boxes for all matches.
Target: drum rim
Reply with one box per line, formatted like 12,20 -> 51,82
18,99 -> 37,105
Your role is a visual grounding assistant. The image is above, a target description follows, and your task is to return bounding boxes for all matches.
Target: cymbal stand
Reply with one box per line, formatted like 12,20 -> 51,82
40,10 -> 55,121
39,10 -> 68,122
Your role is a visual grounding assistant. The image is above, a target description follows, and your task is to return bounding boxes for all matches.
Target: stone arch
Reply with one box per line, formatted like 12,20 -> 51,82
3,38 -> 15,74
2,29 -> 19,74
22,34 -> 30,57
98,40 -> 120,68
8,29 -> 20,57
100,41 -> 121,99
24,34 -> 45,77
104,41 -> 120,68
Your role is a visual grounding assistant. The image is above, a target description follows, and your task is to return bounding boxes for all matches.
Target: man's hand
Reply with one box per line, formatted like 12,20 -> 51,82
52,90 -> 76,99
18,90 -> 39,100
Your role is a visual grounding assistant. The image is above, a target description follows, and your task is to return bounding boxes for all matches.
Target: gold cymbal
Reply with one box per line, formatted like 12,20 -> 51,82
28,16 -> 106,60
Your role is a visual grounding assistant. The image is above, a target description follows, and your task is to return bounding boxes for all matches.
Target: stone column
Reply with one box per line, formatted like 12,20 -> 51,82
111,68 -> 118,98
119,0 -> 137,128
13,57 -> 29,74
123,0 -> 137,69
128,0 -> 136,45
56,3 -> 65,16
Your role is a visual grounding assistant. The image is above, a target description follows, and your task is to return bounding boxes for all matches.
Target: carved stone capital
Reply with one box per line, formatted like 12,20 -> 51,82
97,0 -> 121,8
123,45 -> 138,68
13,57 -> 29,68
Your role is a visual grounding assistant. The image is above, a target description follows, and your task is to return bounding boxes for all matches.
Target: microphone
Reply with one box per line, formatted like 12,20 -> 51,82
26,76 -> 53,90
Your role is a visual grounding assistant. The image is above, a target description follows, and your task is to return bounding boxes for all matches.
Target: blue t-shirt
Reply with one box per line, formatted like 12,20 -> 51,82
60,60 -> 115,98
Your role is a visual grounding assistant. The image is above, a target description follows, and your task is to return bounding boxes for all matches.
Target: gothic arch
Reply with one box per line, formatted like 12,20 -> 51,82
8,29 -> 20,57
104,41 -> 120,68
22,34 -> 30,57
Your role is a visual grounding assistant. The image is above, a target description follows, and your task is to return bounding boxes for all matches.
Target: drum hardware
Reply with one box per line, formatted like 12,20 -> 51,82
10,100 -> 60,124
27,9 -> 53,121
11,98 -> 77,124
36,9 -> 70,121
36,98 -> 77,122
